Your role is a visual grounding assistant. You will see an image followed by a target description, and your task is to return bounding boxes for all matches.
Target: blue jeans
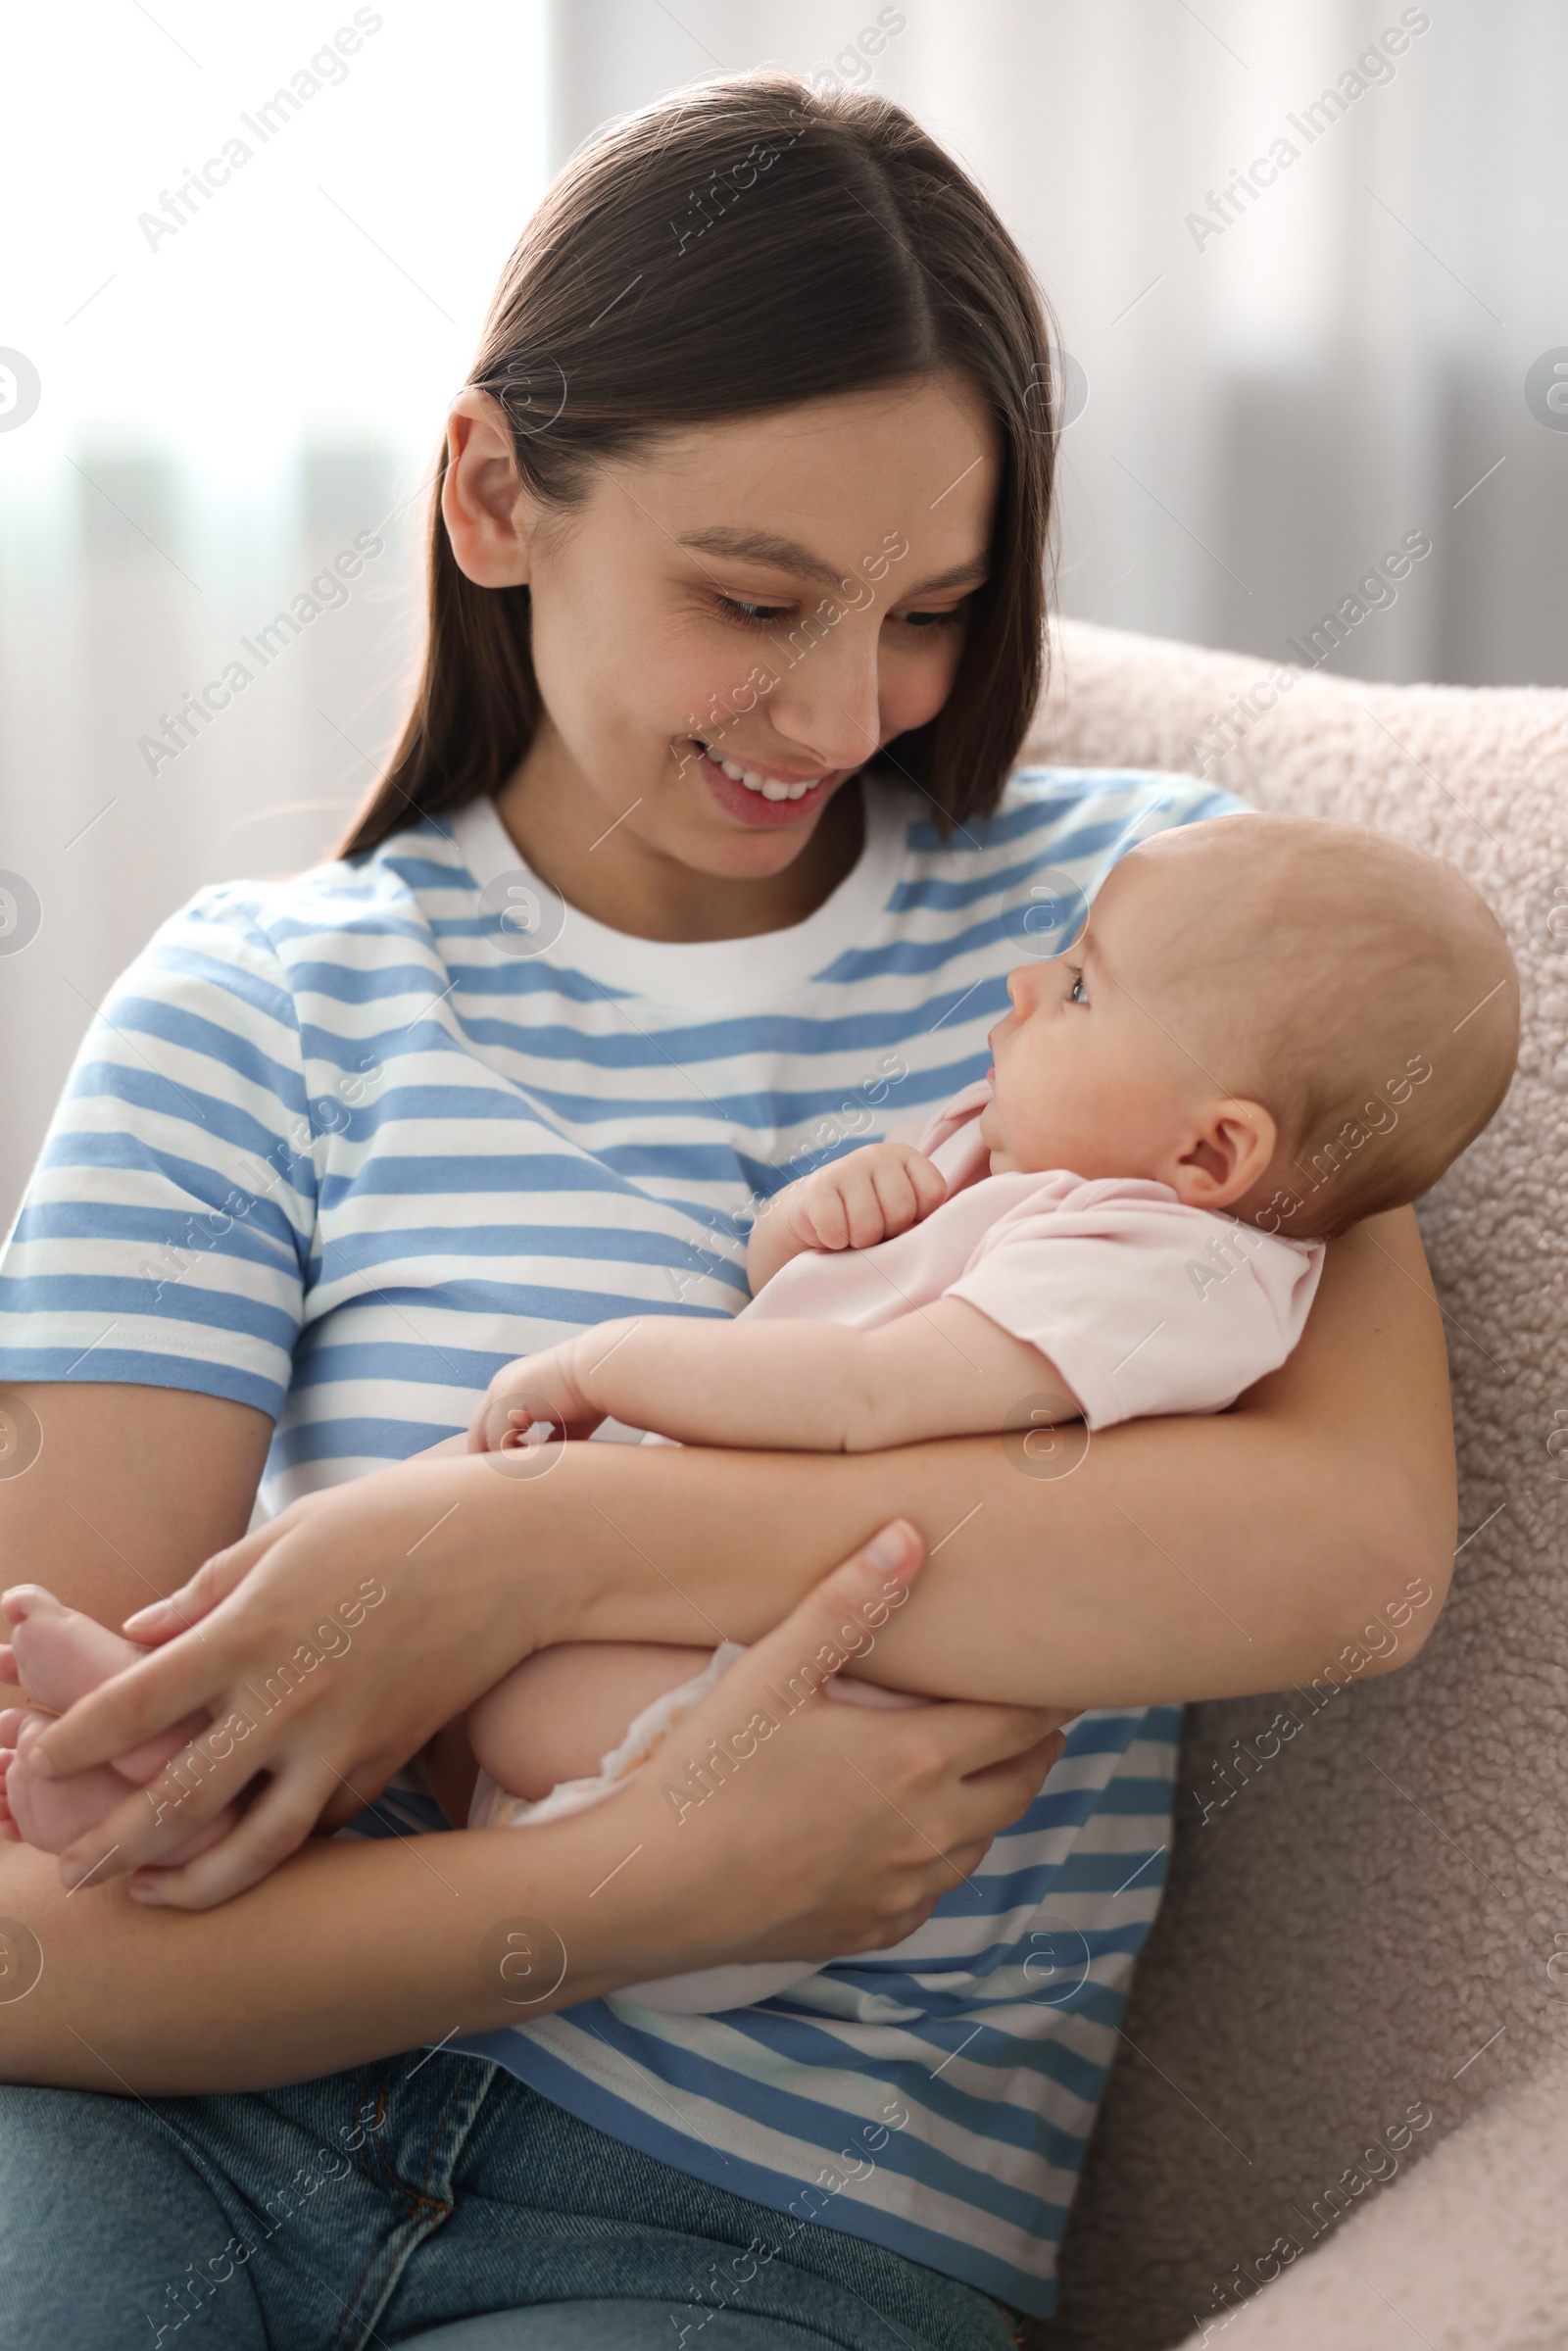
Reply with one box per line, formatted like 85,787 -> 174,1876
0,2054 -> 1021,2349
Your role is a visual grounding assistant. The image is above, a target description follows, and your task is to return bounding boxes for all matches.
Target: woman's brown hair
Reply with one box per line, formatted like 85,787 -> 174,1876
341,70 -> 1058,857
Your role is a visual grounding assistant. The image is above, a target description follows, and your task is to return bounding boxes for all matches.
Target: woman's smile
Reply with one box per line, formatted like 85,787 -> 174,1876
689,738 -> 850,829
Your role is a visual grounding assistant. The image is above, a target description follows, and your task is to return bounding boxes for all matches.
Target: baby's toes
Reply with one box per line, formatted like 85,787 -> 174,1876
0,1584 -> 60,1631
11,1591 -> 142,1713
6,1718 -> 131,1855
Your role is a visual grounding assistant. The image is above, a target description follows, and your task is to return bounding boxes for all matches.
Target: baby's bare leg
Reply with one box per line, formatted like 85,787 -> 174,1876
468,1642 -> 715,1805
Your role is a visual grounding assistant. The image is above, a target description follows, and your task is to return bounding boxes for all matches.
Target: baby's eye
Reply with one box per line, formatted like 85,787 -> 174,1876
1067,971 -> 1089,1005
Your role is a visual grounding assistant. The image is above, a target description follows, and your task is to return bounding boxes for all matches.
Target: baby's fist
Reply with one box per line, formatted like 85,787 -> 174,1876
467,1346 -> 599,1453
787,1143 -> 947,1254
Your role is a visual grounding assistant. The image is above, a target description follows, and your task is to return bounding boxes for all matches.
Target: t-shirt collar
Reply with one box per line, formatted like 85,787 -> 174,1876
446,782 -> 908,1008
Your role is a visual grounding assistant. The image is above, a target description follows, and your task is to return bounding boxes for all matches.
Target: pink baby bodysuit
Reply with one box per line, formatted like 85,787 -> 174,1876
743,1080 -> 1325,1427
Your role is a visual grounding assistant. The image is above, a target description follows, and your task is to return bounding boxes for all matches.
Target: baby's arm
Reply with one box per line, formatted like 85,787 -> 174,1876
472,1299 -> 1082,1458
746,1142 -> 949,1294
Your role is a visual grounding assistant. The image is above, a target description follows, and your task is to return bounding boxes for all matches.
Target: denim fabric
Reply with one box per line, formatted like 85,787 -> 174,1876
395,2307 -> 929,2348
0,2056 -> 1022,2350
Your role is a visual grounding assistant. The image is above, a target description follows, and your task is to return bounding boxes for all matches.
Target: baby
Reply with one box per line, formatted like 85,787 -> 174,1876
0,814 -> 1518,2007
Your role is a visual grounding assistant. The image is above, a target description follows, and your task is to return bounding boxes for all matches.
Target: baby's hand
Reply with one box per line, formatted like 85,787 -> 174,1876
785,1142 -> 948,1253
467,1345 -> 602,1454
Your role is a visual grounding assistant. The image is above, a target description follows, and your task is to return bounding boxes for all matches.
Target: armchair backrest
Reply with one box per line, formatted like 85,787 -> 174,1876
1026,620 -> 1568,2349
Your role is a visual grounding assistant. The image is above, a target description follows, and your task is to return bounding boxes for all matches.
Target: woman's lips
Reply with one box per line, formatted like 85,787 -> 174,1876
691,741 -> 842,830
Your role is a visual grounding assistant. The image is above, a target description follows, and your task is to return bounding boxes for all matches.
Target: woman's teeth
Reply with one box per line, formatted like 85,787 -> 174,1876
704,746 -> 821,802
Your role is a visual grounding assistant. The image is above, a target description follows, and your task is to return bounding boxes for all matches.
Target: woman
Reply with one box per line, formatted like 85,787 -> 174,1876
0,74 -> 1453,2351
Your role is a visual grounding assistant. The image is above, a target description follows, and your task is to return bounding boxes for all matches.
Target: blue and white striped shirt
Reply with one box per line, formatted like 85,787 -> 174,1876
0,766 -> 1235,2318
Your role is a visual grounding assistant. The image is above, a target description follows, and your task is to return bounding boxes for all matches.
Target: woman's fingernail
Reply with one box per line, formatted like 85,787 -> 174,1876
129,1879 -> 167,1905
864,1523 -> 915,1574
59,1858 -> 89,1889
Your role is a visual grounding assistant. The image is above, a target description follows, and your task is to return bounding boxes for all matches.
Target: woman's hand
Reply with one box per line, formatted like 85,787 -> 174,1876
494,1521 -> 1070,1986
24,1452 -> 557,1905
24,1495 -> 1070,1936
0,1525 -> 1070,2095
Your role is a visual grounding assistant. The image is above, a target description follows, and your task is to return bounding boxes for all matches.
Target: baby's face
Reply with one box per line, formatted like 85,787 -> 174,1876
979,849 -> 1209,1182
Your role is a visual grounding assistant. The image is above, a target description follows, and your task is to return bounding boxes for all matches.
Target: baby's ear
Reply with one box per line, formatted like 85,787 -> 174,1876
1170,1099 -> 1278,1212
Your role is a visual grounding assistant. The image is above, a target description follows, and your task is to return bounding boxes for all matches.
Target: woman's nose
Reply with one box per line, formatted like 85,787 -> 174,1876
765,612 -> 883,775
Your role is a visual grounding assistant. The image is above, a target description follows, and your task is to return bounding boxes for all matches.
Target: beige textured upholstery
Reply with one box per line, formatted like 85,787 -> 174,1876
1020,621 -> 1568,2351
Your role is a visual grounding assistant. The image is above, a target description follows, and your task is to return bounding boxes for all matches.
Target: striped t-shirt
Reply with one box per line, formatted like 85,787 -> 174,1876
0,765 -> 1235,2319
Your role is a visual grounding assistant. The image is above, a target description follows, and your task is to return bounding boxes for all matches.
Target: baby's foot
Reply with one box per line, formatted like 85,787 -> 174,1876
0,1706 -> 238,1866
0,1586 -> 234,1865
1,1583 -> 148,1712
1,1583 -> 200,1783
0,1710 -> 150,1850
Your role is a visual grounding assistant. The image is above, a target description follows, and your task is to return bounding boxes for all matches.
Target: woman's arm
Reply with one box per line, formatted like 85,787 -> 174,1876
28,1203 -> 1453,1910
0,1383 -> 272,1639
573,1202 -> 1451,1703
0,1531 -> 1062,2093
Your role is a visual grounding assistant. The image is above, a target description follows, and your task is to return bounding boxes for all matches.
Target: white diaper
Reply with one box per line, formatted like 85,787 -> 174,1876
467,1640 -> 921,2015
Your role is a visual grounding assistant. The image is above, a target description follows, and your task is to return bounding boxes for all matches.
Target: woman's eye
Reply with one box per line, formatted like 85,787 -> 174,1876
895,606 -> 966,630
713,594 -> 792,628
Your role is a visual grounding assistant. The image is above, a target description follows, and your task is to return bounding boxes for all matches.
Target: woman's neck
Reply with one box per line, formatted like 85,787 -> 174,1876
492,734 -> 866,945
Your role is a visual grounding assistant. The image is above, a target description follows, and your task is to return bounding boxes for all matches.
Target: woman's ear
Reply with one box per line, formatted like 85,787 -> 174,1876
1167,1099 -> 1279,1212
441,390 -> 536,589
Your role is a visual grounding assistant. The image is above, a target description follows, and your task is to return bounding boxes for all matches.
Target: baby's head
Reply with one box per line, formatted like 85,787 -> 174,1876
980,812 -> 1518,1240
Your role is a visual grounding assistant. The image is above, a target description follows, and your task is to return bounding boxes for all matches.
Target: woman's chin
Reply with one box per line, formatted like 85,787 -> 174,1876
670,776 -> 849,877
681,821 -> 830,884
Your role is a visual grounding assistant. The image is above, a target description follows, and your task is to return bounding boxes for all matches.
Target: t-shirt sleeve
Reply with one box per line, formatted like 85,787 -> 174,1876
945,1185 -> 1324,1431
0,891 -> 318,1419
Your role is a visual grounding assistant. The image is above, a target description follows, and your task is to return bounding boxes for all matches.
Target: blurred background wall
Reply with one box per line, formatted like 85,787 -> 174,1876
2,0 -> 1564,1224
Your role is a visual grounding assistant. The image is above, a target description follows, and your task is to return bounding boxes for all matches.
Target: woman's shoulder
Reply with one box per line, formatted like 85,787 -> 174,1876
866,765 -> 1243,961
141,815 -> 462,976
94,817 -> 466,1064
913,761 -> 1241,858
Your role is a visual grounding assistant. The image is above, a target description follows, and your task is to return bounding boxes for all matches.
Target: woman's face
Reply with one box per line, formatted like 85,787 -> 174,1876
444,371 -> 1000,898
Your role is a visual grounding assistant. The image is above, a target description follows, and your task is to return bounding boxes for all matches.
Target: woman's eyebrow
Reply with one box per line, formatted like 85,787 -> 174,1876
676,526 -> 987,597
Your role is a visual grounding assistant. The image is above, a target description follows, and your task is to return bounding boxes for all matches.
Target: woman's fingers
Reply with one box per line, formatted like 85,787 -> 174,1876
736,1518 -> 923,1693
26,1625 -> 228,1780
918,1697 -> 1071,1778
53,1745 -> 248,1891
54,1709 -> 373,1901
947,1728 -> 1068,1834
121,1524 -> 278,1645
820,1702 -> 1064,1894
125,1769 -> 342,1908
